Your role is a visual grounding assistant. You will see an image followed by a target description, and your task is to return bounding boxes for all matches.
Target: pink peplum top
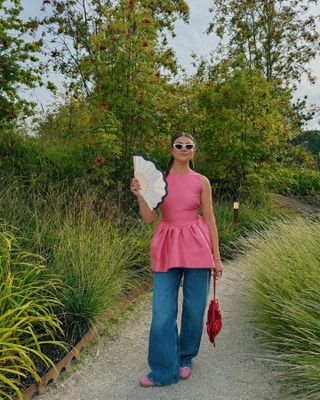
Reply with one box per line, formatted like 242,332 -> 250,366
149,170 -> 216,272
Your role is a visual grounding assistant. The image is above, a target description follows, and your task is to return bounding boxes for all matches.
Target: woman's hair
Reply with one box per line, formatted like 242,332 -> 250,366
165,132 -> 196,177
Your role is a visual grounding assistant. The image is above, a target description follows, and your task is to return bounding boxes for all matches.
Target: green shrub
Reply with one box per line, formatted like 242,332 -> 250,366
0,227 -> 67,400
236,216 -> 320,399
292,168 -> 320,195
0,179 -> 152,345
211,192 -> 275,258
53,210 -> 151,343
0,129 -> 116,194
264,166 -> 320,196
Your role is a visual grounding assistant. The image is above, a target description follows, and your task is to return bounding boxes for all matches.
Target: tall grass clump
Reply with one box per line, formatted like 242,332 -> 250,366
0,226 -> 67,400
0,177 -> 152,345
53,204 -> 151,343
212,192 -> 286,258
236,214 -> 320,400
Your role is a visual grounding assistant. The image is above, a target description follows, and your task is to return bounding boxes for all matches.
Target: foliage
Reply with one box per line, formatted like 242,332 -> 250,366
0,0 -> 56,125
52,198 -> 151,343
36,0 -> 189,208
0,125 -> 121,193
196,67 -> 291,200
290,130 -> 320,168
236,216 -> 320,399
203,0 -> 320,135
0,177 -> 152,345
34,98 -> 122,188
207,0 -> 320,88
262,165 -> 320,196
0,226 -> 67,400
201,191 -> 287,259
278,143 -> 318,169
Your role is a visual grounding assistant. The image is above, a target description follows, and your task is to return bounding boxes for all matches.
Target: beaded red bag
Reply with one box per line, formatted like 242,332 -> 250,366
206,269 -> 222,347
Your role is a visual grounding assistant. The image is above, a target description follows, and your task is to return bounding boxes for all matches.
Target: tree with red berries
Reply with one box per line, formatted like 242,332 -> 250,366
39,0 -> 189,208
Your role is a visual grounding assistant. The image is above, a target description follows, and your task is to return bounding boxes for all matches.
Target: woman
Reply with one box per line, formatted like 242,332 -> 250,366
130,132 -> 223,387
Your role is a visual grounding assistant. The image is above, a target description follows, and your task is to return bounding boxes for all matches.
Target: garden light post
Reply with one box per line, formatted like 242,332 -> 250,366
233,201 -> 240,226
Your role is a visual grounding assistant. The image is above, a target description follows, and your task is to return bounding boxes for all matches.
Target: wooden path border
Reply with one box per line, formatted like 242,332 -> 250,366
15,278 -> 153,400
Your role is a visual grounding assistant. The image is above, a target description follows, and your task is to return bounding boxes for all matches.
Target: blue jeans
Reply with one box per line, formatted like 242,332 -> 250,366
147,268 -> 211,385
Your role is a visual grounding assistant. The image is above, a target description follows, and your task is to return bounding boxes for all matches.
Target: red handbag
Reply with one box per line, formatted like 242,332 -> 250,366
206,268 -> 222,347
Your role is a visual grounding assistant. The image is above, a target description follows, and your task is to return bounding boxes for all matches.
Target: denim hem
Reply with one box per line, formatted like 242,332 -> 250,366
147,373 -> 180,386
180,359 -> 192,368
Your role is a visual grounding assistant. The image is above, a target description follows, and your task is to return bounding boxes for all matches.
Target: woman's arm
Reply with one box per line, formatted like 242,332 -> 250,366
200,175 -> 221,262
131,177 -> 157,224
137,196 -> 157,224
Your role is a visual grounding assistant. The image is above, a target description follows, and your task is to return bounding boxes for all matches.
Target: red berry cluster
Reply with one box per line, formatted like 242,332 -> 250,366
95,156 -> 106,166
100,101 -> 108,111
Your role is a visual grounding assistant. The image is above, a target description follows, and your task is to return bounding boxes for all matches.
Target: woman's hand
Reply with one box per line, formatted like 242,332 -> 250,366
131,177 -> 142,198
213,259 -> 223,279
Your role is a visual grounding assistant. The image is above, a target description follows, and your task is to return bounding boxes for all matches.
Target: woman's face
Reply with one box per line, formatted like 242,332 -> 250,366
171,136 -> 196,162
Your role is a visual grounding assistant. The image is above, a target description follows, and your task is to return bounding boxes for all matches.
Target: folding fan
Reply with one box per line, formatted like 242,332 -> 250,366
133,153 -> 168,211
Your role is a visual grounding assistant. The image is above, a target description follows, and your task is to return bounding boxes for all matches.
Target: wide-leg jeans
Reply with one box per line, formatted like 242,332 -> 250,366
147,268 -> 211,385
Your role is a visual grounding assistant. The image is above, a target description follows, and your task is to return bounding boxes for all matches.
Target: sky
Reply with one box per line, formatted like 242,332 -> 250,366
20,0 -> 320,130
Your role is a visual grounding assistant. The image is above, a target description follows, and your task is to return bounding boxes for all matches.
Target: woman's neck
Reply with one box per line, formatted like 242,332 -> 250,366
170,162 -> 191,173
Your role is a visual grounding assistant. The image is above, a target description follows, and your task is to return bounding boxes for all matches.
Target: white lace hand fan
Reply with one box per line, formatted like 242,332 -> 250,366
133,153 -> 168,211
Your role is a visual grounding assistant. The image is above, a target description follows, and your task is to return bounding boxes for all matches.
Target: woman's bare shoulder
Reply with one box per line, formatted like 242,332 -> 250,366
197,174 -> 213,196
197,173 -> 210,185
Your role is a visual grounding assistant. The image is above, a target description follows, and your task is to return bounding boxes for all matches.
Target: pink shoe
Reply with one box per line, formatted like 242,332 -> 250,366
179,366 -> 191,379
139,375 -> 156,387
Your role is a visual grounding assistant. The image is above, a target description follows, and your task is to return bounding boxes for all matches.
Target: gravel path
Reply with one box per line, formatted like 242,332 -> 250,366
38,260 -> 283,400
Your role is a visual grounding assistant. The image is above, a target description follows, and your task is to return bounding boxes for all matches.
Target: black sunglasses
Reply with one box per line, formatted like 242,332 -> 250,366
173,143 -> 195,150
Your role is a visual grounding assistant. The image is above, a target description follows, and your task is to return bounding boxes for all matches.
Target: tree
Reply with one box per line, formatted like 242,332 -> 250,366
0,0 -> 55,125
37,0 -> 189,208
207,0 -> 320,89
196,67 -> 292,201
